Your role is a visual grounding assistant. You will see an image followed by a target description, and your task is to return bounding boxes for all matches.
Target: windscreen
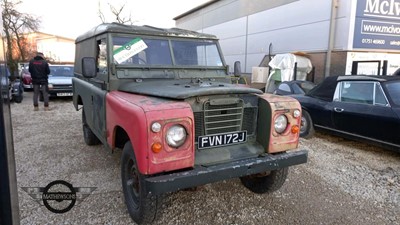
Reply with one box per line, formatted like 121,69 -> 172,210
171,40 -> 223,66
50,66 -> 74,77
384,81 -> 400,106
112,36 -> 224,67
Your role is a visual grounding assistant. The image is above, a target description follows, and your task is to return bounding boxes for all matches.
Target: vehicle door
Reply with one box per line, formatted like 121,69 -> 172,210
305,97 -> 335,128
332,81 -> 397,142
84,36 -> 109,143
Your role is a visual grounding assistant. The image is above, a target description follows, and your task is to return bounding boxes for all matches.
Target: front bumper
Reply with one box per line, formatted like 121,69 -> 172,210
23,83 -> 32,89
48,86 -> 73,97
145,149 -> 308,195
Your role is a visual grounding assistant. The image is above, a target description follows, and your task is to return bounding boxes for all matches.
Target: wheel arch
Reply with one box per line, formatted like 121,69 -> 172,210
113,125 -> 130,149
73,93 -> 84,110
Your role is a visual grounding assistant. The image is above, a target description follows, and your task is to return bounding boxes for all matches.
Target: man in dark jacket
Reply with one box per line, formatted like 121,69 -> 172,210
29,52 -> 50,111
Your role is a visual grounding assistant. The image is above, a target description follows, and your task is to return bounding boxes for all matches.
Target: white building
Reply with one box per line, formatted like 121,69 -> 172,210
174,0 -> 400,82
27,32 -> 75,63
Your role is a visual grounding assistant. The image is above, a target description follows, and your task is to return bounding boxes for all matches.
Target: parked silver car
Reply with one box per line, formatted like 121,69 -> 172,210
48,65 -> 74,97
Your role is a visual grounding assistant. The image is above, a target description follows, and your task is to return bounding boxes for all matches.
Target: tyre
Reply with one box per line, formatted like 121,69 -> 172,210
121,141 -> 163,224
299,110 -> 315,139
240,167 -> 288,194
13,94 -> 23,103
82,109 -> 100,145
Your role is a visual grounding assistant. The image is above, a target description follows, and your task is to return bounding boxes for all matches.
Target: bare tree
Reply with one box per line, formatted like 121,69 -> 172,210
97,1 -> 136,25
1,0 -> 40,78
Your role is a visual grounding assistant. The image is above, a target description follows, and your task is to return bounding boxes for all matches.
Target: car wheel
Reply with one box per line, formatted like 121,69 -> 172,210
300,110 -> 315,139
121,141 -> 163,224
13,95 -> 23,103
82,108 -> 100,145
240,167 -> 288,194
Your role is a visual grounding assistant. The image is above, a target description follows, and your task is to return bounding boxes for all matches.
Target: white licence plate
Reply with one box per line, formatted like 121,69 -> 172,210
198,131 -> 247,149
57,93 -> 73,96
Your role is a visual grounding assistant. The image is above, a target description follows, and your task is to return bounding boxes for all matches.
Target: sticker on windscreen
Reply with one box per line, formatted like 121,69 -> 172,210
113,38 -> 147,64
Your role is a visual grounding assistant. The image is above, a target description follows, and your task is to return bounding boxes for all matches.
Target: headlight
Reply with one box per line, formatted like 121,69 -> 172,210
48,84 -> 53,89
293,109 -> 301,118
151,122 -> 162,133
274,115 -> 288,133
166,125 -> 187,148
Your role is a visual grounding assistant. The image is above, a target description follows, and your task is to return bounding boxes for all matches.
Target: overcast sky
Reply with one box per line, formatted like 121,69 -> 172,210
18,0 -> 208,39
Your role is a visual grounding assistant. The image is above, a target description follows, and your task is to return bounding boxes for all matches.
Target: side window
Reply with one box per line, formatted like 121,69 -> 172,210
339,81 -> 374,104
97,39 -> 107,74
374,83 -> 388,106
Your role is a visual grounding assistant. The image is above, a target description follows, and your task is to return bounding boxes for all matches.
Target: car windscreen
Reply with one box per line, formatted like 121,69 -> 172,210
299,82 -> 316,93
384,81 -> 400,106
307,76 -> 338,101
112,36 -> 224,67
171,40 -> 223,67
50,66 -> 74,77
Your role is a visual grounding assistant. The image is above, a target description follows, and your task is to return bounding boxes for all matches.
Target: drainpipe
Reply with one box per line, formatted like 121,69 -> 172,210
325,0 -> 339,78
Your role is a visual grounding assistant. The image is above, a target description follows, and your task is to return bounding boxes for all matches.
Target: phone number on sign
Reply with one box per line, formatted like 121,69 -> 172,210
362,38 -> 385,45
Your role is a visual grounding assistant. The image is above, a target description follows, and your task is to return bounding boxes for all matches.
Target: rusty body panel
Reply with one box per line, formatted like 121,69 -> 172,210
106,91 -> 194,174
257,94 -> 301,153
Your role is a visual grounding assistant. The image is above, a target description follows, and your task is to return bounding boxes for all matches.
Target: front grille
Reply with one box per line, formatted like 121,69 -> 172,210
193,98 -> 257,141
52,84 -> 72,90
204,100 -> 243,135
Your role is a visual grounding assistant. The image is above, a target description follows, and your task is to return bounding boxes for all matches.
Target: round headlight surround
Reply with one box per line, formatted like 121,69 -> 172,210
274,114 -> 288,134
151,122 -> 162,133
166,125 -> 187,148
293,109 -> 301,118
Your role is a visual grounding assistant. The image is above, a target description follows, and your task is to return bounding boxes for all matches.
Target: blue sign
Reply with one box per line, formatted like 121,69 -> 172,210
353,0 -> 400,50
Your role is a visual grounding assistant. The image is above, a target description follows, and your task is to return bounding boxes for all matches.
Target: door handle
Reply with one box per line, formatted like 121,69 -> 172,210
334,107 -> 344,112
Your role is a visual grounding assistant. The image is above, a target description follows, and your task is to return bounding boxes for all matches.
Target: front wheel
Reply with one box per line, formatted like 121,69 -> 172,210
13,94 -> 23,103
121,141 -> 163,224
240,168 -> 288,194
82,108 -> 100,145
299,110 -> 315,139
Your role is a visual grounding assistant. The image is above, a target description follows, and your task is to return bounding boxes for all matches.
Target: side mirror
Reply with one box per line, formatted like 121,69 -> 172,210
233,61 -> 241,77
82,57 -> 96,78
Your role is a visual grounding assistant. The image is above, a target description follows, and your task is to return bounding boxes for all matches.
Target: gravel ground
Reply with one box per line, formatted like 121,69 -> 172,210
10,91 -> 400,225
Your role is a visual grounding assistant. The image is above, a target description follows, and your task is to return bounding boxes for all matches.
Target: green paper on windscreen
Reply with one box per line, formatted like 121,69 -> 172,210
113,38 -> 147,64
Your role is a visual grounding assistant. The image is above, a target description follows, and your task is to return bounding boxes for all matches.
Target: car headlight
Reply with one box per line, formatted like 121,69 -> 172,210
274,115 -> 288,134
166,125 -> 187,148
293,109 -> 301,118
151,122 -> 162,133
48,83 -> 53,89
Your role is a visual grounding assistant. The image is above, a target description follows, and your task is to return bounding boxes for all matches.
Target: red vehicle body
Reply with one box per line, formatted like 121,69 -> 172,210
106,91 -> 195,174
20,68 -> 32,90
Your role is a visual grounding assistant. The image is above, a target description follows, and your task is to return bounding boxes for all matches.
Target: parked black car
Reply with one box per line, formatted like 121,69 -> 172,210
1,64 -> 23,103
292,75 -> 400,151
274,80 -> 316,96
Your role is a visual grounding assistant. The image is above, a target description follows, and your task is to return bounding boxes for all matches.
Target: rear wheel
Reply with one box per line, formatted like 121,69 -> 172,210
299,110 -> 315,139
240,168 -> 288,194
82,108 -> 100,145
121,141 -> 163,224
